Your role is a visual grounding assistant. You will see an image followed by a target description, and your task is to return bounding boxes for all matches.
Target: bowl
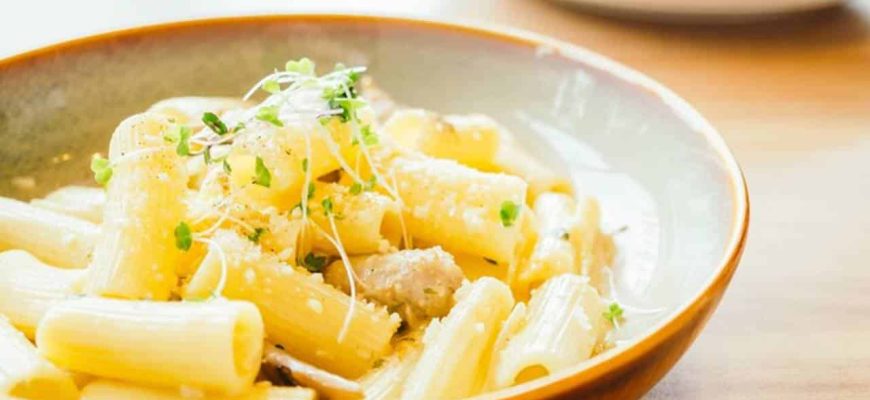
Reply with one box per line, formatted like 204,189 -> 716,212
0,14 -> 749,399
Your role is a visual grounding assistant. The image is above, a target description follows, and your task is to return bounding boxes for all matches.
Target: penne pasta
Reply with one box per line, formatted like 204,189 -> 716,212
359,343 -> 422,400
401,278 -> 514,399
147,96 -> 251,126
183,229 -> 400,378
489,274 -> 607,388
30,185 -> 105,224
0,196 -> 98,269
309,183 -> 401,255
517,192 -> 582,293
80,380 -> 316,400
384,151 -> 528,264
85,113 -> 188,300
0,316 -> 79,400
36,297 -> 264,395
0,250 -> 85,339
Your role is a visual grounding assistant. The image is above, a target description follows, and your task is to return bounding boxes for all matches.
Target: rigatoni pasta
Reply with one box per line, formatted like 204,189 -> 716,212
0,250 -> 85,339
30,185 -> 105,224
0,316 -> 79,400
0,196 -> 98,268
0,58 -> 621,399
36,297 -> 264,395
489,274 -> 607,388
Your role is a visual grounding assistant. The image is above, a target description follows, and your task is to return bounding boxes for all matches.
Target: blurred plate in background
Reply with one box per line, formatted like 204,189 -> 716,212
556,0 -> 844,22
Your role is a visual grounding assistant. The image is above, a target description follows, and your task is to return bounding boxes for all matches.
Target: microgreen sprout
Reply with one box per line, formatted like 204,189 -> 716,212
253,156 -> 271,188
499,201 -> 521,227
174,222 -> 193,251
202,112 -> 228,135
90,155 -> 113,186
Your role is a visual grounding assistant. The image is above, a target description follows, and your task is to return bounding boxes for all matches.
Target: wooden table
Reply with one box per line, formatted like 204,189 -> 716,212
2,1 -> 869,398
455,2 -> 870,399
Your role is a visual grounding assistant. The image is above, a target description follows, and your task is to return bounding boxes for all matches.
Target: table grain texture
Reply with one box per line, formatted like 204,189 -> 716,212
1,1 -> 868,399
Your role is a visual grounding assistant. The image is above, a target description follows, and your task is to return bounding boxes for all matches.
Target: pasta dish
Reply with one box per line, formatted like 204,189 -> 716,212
0,59 -> 624,400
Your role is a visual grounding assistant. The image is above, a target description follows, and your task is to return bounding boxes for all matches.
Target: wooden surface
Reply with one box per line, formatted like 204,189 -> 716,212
2,1 -> 869,398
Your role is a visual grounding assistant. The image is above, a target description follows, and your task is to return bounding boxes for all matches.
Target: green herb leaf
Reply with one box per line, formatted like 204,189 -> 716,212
232,122 -> 246,133
300,251 -> 327,273
262,79 -> 281,94
307,183 -> 315,200
349,182 -> 362,195
603,302 -> 624,325
256,105 -> 284,127
322,197 -> 334,216
253,156 -> 272,188
202,112 -> 228,135
247,227 -> 267,244
499,201 -> 521,227
222,159 -> 232,175
301,158 -> 308,172
174,222 -> 193,251
90,155 -> 113,186
175,126 -> 192,156
360,125 -> 379,146
285,57 -> 315,75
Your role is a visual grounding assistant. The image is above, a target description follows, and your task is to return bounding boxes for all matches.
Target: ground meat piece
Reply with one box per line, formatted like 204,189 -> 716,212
325,246 -> 464,327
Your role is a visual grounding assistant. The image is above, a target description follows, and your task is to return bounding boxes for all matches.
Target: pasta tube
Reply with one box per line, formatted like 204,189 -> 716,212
30,185 -> 105,224
147,96 -> 251,126
80,380 -> 315,400
489,274 -> 607,388
85,113 -> 187,300
386,152 -> 528,264
401,277 -> 514,399
0,316 -> 78,400
310,183 -> 401,255
518,193 -> 581,292
359,344 -> 421,400
0,196 -> 98,269
183,229 -> 400,378
36,297 -> 264,395
0,250 -> 85,339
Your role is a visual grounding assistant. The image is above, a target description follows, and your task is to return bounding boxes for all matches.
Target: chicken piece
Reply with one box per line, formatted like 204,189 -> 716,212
325,247 -> 464,327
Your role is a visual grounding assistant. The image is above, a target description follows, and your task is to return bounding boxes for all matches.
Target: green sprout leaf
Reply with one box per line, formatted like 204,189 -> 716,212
174,222 -> 193,251
603,302 -> 624,326
90,155 -> 113,186
499,201 -> 521,227
247,227 -> 267,244
222,159 -> 232,175
285,57 -> 315,75
300,251 -> 327,273
307,183 -> 315,200
262,79 -> 281,94
349,182 -> 362,195
360,125 -> 379,146
253,156 -> 271,188
322,197 -> 334,216
256,105 -> 284,127
202,112 -> 228,135
301,158 -> 308,172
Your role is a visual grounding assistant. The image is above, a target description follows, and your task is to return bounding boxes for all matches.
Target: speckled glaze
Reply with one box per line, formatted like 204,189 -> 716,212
0,15 -> 749,399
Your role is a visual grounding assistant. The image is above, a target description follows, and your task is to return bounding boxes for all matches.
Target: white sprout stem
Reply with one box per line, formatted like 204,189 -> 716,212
194,237 -> 228,298
323,214 -> 356,343
351,122 -> 399,199
387,171 -> 412,250
316,124 -> 365,184
299,128 -> 314,246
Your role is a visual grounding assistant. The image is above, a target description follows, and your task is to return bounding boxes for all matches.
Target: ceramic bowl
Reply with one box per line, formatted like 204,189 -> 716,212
0,15 -> 749,399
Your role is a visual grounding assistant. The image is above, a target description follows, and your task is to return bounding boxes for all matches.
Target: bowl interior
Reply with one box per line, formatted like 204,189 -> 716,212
0,15 -> 741,394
